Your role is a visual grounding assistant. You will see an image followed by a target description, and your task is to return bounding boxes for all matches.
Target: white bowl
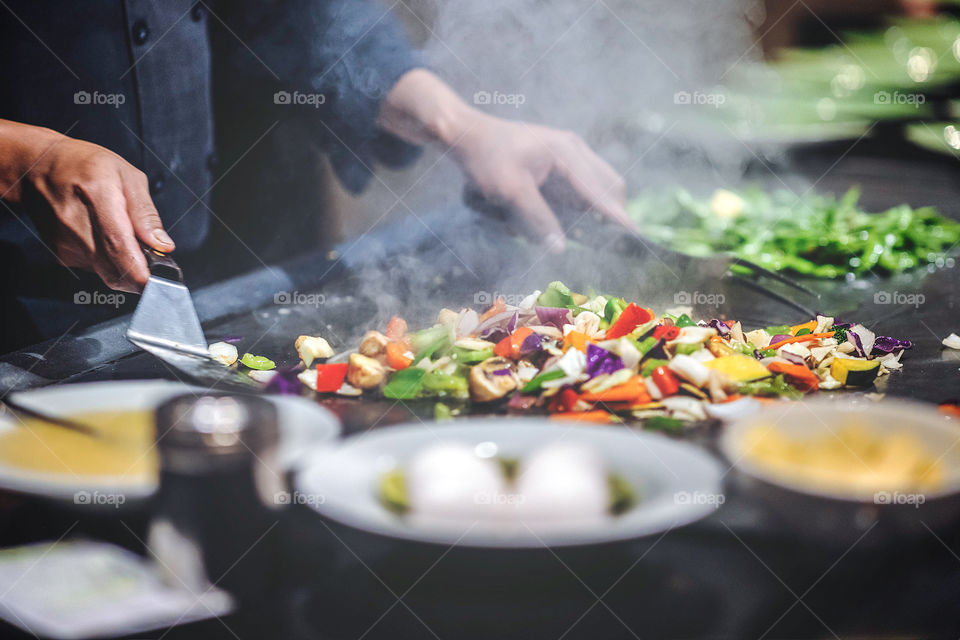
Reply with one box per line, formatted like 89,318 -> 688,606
720,398 -> 960,502
0,381 -> 341,503
296,417 -> 724,548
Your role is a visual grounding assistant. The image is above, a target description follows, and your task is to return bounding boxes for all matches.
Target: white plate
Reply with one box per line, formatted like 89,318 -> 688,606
296,417 -> 724,548
0,381 -> 341,502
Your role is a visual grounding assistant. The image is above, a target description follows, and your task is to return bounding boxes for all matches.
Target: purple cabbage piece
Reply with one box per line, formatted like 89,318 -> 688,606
264,367 -> 302,395
492,368 -> 513,376
769,334 -> 792,345
873,335 -> 913,353
478,310 -> 516,342
518,332 -> 542,355
535,306 -> 573,330
585,343 -> 623,378
779,351 -> 806,366
846,324 -> 876,357
645,339 -> 668,362
707,319 -> 731,338
219,336 -> 243,344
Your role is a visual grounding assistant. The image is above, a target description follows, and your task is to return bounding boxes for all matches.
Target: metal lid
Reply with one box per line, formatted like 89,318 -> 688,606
155,394 -> 278,470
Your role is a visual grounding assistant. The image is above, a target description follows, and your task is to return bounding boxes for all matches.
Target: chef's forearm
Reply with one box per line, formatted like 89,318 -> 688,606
379,69 -> 487,148
0,119 -> 66,204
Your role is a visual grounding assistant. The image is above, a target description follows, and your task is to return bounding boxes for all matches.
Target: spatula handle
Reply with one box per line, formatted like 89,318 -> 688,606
141,244 -> 183,282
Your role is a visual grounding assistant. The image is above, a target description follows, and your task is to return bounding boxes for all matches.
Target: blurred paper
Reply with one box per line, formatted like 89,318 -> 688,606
0,540 -> 233,639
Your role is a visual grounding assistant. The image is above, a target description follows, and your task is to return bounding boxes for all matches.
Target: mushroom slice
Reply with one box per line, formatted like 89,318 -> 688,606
348,353 -> 386,389
295,335 -> 334,367
469,357 -> 518,402
208,341 -> 238,366
358,330 -> 389,358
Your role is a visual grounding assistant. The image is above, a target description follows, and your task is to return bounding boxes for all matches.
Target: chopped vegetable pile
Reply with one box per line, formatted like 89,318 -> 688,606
627,186 -> 960,279
252,281 -> 913,428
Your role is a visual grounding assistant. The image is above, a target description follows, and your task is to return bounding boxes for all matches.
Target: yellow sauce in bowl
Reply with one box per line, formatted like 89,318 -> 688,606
0,411 -> 156,481
740,422 -> 944,495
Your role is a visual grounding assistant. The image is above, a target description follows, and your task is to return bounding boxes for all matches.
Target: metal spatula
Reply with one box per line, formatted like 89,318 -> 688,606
127,247 -> 260,392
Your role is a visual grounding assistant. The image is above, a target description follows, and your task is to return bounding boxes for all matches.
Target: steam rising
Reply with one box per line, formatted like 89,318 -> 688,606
338,0 -> 781,327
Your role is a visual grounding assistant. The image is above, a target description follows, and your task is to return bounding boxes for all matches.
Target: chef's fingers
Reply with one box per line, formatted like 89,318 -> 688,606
553,141 -> 639,234
509,178 -> 566,253
78,178 -> 150,292
122,167 -> 175,252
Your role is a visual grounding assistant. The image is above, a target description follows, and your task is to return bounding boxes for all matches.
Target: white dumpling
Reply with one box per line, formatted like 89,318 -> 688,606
405,443 -> 506,522
514,443 -> 610,525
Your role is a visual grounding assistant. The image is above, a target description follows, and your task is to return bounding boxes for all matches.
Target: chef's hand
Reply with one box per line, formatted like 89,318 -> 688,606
0,119 -> 174,292
380,70 -> 636,252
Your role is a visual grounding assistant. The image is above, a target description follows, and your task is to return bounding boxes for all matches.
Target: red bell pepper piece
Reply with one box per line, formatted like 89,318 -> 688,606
606,303 -> 654,339
315,363 -> 348,393
493,327 -> 534,359
548,388 -> 582,413
650,366 -> 679,396
652,325 -> 680,341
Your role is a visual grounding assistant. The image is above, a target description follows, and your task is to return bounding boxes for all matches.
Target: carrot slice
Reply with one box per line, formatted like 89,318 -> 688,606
385,342 -> 412,370
789,320 -> 817,336
767,332 -> 835,350
563,330 -> 589,352
493,327 -> 534,359
765,361 -> 820,392
549,410 -> 614,424
478,296 -> 506,322
579,376 -> 647,403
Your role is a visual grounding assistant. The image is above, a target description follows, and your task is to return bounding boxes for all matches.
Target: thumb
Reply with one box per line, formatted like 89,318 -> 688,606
122,171 -> 175,251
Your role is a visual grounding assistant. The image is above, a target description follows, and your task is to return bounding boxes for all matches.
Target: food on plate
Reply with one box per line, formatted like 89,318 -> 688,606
240,352 -> 276,371
737,422 -> 944,495
273,282 -> 912,426
379,442 -> 637,524
627,186 -> 960,279
943,333 -> 960,350
0,411 -> 155,478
